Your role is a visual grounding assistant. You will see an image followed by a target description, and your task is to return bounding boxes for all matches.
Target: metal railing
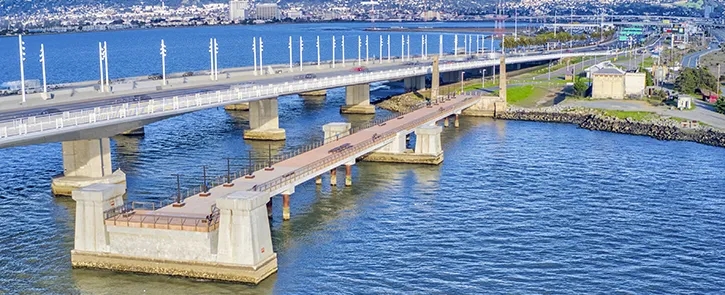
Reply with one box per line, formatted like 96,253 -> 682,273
251,92 -> 481,193
104,201 -> 221,232
0,51 -> 613,145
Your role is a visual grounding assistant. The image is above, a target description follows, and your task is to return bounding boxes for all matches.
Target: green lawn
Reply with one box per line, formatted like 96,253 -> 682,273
600,110 -> 657,121
491,85 -> 545,105
462,81 -> 497,91
640,57 -> 655,68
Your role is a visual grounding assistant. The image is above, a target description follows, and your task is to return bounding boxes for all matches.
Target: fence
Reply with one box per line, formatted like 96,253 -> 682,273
103,201 -> 221,232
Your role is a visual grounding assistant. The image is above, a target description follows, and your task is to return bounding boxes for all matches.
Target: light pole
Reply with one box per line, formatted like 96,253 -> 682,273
357,35 -> 361,65
482,69 -> 486,87
18,35 -> 26,103
379,35 -> 383,63
288,36 -> 293,71
172,174 -> 185,207
259,37 -> 264,75
317,36 -> 321,68
365,35 -> 369,64
103,41 -> 110,88
454,34 -> 458,56
439,34 -> 443,58
98,42 -> 105,92
299,36 -> 304,72
421,35 -> 424,60
387,35 -> 390,62
400,35 -> 404,61
464,34 -> 467,56
332,36 -> 336,68
252,37 -> 257,76
213,39 -> 218,80
406,35 -> 410,61
160,39 -> 167,85
342,35 -> 346,67
39,43 -> 47,94
209,38 -> 215,79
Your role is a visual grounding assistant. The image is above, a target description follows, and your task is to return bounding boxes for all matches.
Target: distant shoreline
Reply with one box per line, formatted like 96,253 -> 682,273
364,27 -> 531,34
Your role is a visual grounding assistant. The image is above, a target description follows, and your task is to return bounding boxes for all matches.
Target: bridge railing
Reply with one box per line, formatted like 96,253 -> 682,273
0,51 -> 614,145
104,201 -> 220,232
251,92 -> 482,193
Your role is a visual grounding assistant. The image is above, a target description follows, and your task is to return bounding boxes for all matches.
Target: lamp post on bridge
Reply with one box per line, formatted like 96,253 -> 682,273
400,35 -> 404,61
342,35 -> 346,67
439,34 -> 443,58
98,42 -> 104,93
39,43 -> 48,95
332,36 -> 336,68
103,41 -> 110,89
160,39 -> 167,85
387,35 -> 391,62
379,35 -> 383,63
288,36 -> 293,71
259,37 -> 264,75
357,35 -> 362,65
317,36 -> 321,68
252,37 -> 258,76
365,35 -> 369,64
200,165 -> 211,197
172,173 -> 185,207
299,36 -> 304,72
18,34 -> 26,103
454,34 -> 458,57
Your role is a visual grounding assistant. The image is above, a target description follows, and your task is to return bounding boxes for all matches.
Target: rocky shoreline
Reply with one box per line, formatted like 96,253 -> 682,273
497,107 -> 725,148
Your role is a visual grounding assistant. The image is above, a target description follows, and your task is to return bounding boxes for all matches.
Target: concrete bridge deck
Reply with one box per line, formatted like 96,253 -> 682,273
104,92 -> 483,231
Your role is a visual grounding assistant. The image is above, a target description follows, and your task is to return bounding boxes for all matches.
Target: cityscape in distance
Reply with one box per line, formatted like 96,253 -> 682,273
0,0 -> 722,35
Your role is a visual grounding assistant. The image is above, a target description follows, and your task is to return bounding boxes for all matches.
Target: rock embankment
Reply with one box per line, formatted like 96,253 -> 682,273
498,106 -> 725,148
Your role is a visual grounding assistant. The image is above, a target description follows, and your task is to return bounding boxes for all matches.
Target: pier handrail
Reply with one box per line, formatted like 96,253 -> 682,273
104,201 -> 221,232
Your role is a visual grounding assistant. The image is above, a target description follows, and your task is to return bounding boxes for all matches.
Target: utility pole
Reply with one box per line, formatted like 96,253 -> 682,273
317,36 -> 321,68
342,35 -> 346,67
259,37 -> 264,75
104,41 -> 110,88
209,38 -> 215,79
332,36 -> 336,68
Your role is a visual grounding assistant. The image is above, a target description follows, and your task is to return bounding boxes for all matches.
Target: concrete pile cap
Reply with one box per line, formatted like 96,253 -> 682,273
322,122 -> 352,132
415,125 -> 443,135
216,191 -> 270,211
71,183 -> 125,202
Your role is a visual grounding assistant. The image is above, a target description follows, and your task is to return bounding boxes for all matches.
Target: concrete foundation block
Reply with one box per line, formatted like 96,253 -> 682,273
362,150 -> 444,165
52,169 -> 127,197
121,126 -> 145,136
243,128 -> 286,141
224,102 -> 250,111
462,97 -> 507,117
340,104 -> 376,114
300,89 -> 327,97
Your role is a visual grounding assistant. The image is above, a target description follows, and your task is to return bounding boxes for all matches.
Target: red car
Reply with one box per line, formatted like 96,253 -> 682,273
352,66 -> 369,72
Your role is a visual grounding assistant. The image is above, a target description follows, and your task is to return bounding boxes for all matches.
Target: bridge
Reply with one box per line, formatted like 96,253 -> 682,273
69,90 -> 491,284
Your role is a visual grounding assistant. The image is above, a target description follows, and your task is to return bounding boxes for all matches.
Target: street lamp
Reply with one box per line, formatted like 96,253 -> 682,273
454,34 -> 458,56
401,35 -> 404,61
387,35 -> 391,62
18,34 -> 26,103
288,36 -> 293,70
39,43 -> 47,94
439,34 -> 443,58
342,35 -> 346,67
103,41 -> 110,88
200,165 -> 211,197
259,37 -> 264,75
317,35 -> 321,68
252,37 -> 258,76
332,36 -> 337,68
98,42 -> 105,92
209,38 -> 215,80
160,39 -> 167,85
299,36 -> 304,72
357,35 -> 361,65
171,173 -> 185,207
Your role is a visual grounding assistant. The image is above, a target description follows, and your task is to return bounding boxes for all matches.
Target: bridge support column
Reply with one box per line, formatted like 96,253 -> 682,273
454,114 -> 460,128
330,169 -> 337,186
443,117 -> 449,127
413,125 -> 444,164
441,71 -> 461,84
281,187 -> 294,221
462,55 -> 507,117
403,75 -> 426,91
244,98 -> 286,141
224,102 -> 250,111
341,84 -> 375,114
267,199 -> 273,219
52,138 -> 127,196
344,160 -> 354,186
315,175 -> 322,185
362,127 -> 442,165
71,184 -> 125,254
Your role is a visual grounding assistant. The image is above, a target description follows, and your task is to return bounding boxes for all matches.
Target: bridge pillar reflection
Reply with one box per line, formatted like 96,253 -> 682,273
341,84 -> 375,114
52,138 -> 127,196
243,98 -> 286,141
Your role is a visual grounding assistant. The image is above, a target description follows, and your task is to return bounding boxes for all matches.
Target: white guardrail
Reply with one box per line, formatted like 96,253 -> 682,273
0,51 -> 612,144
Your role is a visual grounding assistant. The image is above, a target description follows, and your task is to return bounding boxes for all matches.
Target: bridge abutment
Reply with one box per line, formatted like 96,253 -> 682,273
71,186 -> 278,284
403,75 -> 426,91
52,138 -> 126,196
462,55 -> 508,117
244,98 -> 286,141
341,84 -> 375,114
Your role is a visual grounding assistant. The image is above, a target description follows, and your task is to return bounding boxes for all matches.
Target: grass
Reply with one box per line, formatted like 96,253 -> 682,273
640,56 -> 655,68
600,110 -> 657,121
490,85 -> 547,105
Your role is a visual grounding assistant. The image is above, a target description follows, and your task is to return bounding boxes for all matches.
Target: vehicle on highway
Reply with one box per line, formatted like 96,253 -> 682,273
352,66 -> 369,72
182,71 -> 194,77
39,108 -> 61,115
294,73 -> 317,80
148,73 -> 163,80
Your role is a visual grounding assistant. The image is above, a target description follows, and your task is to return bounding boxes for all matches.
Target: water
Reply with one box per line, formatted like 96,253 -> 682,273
1,23 -> 725,294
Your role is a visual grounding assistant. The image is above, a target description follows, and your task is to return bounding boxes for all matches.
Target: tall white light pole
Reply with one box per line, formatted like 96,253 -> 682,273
515,8 -> 519,40
401,35 -> 404,61
316,36 -> 321,68
103,41 -> 110,88
342,35 -> 346,67
379,35 -> 383,63
39,44 -> 47,94
288,36 -> 293,71
406,35 -> 410,61
98,42 -> 105,92
357,35 -> 361,65
332,36 -> 336,68
365,35 -> 369,64
18,35 -> 26,103
299,36 -> 304,72
160,39 -> 167,85
252,37 -> 257,76
209,38 -> 214,80
387,35 -> 391,62
454,34 -> 458,56
214,39 -> 219,80
425,35 -> 429,57
259,37 -> 264,75
420,35 -> 424,60
464,35 -> 468,56
439,34 -> 443,58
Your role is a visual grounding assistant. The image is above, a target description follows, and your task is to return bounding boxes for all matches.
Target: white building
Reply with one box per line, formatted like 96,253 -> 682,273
229,0 -> 250,21
255,3 -> 280,20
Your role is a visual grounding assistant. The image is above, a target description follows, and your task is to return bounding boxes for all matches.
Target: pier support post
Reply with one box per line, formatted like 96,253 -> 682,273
70,183 -> 125,254
282,188 -> 294,221
344,161 -> 354,186
443,117 -> 449,127
266,199 -> 273,219
330,168 -> 337,186
362,128 -> 443,165
341,84 -> 375,114
315,175 -> 322,185
52,138 -> 126,196
454,114 -> 460,128
243,98 -> 286,141
413,125 -> 443,164
403,75 -> 426,91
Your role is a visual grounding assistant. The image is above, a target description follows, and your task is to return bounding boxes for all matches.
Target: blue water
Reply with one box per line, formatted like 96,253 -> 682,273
0,23 -> 724,294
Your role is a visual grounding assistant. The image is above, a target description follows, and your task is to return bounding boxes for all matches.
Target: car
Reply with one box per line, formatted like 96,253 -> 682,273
182,71 -> 194,77
148,73 -> 163,80
352,66 -> 369,72
305,73 -> 316,79
38,108 -> 61,115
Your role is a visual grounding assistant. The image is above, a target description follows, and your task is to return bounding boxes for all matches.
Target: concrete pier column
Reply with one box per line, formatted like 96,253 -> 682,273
403,75 -> 426,91
441,71 -> 461,84
363,127 -> 443,165
315,175 -> 322,185
70,183 -> 125,254
266,199 -> 273,219
443,117 -> 449,127
330,168 -> 337,186
281,188 -> 294,221
323,122 -> 352,143
344,161 -> 354,186
216,191 -> 278,282
224,102 -> 250,111
52,138 -> 126,196
341,84 -> 375,114
243,98 -> 286,141
413,125 -> 444,164
454,114 -> 460,128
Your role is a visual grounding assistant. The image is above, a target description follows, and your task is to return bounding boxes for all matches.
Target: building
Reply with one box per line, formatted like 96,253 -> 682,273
229,0 -> 250,21
255,3 -> 280,20
705,5 -> 713,18
591,66 -> 647,99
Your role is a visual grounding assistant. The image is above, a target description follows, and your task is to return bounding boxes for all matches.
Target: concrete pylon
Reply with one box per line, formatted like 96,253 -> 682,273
341,84 -> 375,114
431,56 -> 440,101
52,138 -> 127,196
70,183 -> 125,253
243,98 -> 286,141
499,55 -> 507,103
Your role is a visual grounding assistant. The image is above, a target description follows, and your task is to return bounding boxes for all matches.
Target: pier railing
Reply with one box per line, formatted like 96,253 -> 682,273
252,92 -> 481,193
104,201 -> 221,232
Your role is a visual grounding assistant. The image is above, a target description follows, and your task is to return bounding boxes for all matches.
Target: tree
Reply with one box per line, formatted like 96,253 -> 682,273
675,67 -> 718,94
716,98 -> 725,115
640,67 -> 654,86
573,77 -> 589,97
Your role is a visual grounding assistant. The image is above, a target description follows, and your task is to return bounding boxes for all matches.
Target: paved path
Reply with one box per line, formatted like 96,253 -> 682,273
105,93 -> 482,229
